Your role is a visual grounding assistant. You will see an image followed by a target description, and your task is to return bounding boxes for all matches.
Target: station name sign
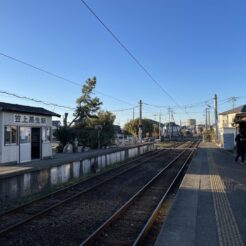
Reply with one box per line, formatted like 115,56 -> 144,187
13,114 -> 47,125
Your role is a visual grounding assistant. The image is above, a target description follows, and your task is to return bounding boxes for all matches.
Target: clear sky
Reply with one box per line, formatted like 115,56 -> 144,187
1,0 -> 246,126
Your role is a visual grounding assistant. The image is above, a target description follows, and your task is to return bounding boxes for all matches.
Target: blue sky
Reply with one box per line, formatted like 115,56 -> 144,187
1,0 -> 246,126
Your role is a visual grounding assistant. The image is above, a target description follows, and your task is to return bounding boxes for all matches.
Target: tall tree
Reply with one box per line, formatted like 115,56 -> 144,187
69,77 -> 102,127
55,77 -> 102,148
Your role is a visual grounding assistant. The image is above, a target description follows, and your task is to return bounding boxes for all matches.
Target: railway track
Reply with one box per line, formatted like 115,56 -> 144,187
0,141 -> 196,245
81,141 -> 199,245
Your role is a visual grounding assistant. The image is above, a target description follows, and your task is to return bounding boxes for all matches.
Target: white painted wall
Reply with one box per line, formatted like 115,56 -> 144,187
0,112 -> 53,163
2,145 -> 19,163
42,142 -> 52,158
73,161 -> 80,178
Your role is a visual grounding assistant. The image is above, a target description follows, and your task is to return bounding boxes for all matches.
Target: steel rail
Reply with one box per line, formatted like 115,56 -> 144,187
81,142 -> 196,245
133,148 -> 196,245
0,144 -> 184,237
133,140 -> 200,245
0,149 -> 156,217
0,141 -> 186,217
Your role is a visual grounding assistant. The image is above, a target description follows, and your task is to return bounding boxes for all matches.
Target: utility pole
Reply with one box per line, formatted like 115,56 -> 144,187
138,99 -> 142,143
207,110 -> 211,129
159,112 -> 161,140
168,107 -> 171,141
133,107 -> 135,121
205,108 -> 208,130
214,94 -> 218,141
232,96 -> 237,109
171,110 -> 174,138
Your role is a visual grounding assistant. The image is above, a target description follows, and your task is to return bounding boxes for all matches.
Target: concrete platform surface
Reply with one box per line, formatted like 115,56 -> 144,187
155,142 -> 246,246
0,145 -> 135,179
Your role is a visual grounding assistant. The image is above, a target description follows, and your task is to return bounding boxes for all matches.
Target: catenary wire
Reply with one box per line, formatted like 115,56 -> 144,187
79,0 -> 191,117
0,52 -> 134,106
0,90 -> 75,110
0,90 -> 139,118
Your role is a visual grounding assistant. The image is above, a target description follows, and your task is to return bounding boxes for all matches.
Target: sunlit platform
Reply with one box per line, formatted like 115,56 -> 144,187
155,142 -> 246,246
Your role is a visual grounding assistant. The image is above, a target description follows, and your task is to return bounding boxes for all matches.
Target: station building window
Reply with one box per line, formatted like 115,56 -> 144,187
4,126 -> 17,145
20,127 -> 31,144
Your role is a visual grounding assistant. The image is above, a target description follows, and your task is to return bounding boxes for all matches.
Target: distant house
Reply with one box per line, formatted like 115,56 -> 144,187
233,106 -> 246,127
218,105 -> 246,148
162,122 -> 181,138
113,125 -> 124,145
147,119 -> 164,133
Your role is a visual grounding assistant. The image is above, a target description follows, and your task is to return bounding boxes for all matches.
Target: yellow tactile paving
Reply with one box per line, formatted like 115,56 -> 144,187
208,151 -> 244,246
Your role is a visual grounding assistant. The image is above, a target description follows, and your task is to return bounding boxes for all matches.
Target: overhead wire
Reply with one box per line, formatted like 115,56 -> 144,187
143,98 -> 213,109
0,90 -> 75,111
79,0 -> 191,117
110,106 -> 138,113
0,90 -> 141,118
0,52 -> 134,106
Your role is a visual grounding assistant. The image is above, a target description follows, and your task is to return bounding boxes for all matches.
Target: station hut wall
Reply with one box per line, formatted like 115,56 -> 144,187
0,111 -> 53,163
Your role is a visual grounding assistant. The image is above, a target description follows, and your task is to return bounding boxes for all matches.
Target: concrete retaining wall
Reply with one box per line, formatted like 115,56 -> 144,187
0,144 -> 154,204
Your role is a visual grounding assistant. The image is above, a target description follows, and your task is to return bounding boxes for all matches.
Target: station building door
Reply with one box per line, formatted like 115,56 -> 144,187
19,127 -> 31,163
19,127 -> 42,163
31,128 -> 41,160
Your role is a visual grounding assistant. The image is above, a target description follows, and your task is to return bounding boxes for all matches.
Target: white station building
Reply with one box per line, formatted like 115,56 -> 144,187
0,102 -> 60,164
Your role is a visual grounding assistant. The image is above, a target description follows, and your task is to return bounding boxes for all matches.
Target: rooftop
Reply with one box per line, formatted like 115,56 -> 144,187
0,102 -> 60,117
219,105 -> 246,115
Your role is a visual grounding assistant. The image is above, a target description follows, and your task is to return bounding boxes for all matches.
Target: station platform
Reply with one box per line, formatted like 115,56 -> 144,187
0,146 -> 130,179
155,142 -> 246,246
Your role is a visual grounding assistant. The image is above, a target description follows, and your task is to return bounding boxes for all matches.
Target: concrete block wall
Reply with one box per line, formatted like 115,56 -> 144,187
0,144 -> 154,204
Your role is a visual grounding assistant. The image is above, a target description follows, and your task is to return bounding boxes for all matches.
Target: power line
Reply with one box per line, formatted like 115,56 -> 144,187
143,102 -> 169,108
0,90 -> 75,111
0,90 -> 138,116
0,52 -> 134,106
111,106 -> 138,113
0,52 -> 81,87
80,0 -> 189,115
93,90 -> 133,106
143,98 -> 213,109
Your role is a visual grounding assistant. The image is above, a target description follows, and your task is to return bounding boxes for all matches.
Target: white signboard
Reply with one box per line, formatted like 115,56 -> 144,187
14,114 -> 47,125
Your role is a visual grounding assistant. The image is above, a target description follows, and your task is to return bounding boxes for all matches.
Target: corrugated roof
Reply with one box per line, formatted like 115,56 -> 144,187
0,102 -> 60,117
219,105 -> 246,115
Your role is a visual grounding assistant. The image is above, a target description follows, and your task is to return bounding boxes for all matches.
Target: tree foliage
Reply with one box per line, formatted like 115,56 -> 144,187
54,77 -> 116,149
54,126 -> 76,147
123,118 -> 154,137
86,111 -> 116,148
69,77 -> 102,127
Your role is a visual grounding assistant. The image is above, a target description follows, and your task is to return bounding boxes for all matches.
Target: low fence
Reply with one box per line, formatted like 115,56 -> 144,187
0,144 -> 154,205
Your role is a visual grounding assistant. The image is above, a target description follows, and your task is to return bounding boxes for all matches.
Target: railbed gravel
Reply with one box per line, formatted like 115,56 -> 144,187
0,149 -> 183,246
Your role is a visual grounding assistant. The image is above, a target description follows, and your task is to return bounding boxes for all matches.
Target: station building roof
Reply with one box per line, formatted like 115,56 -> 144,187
219,105 -> 246,115
0,102 -> 60,117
